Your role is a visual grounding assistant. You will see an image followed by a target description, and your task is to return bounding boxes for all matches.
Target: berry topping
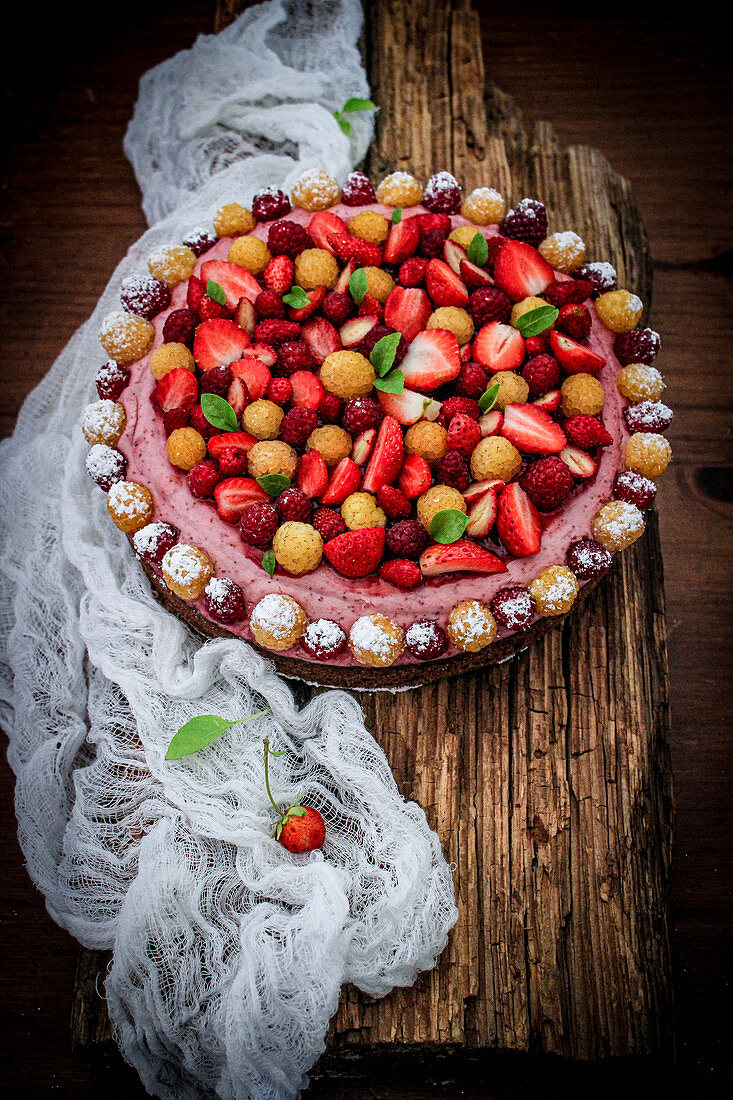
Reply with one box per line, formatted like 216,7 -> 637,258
496,482 -> 542,557
574,261 -> 617,296
473,321 -> 525,374
419,540 -> 507,577
194,318 -> 252,372
376,484 -> 411,520
267,218 -> 312,259
520,455 -> 575,512
275,487 -> 313,523
181,227 -> 217,257
119,273 -> 171,320
399,329 -> 461,391
623,400 -> 673,434
613,470 -> 657,510
423,171 -> 462,213
385,518 -> 429,560
199,364 -> 233,398
154,367 -> 199,413
95,360 -> 131,401
490,585 -> 534,631
556,302 -> 592,341
499,197 -> 548,247
312,506 -> 347,541
455,360 -> 488,399
217,447 -> 249,479
188,459 -> 221,499
500,403 -> 567,454
131,522 -> 179,566
252,186 -> 291,222
436,449 -> 470,491
85,444 -> 127,491
279,406 -> 319,445
163,308 -> 197,347
255,319 -> 302,347
522,353 -> 561,397
239,501 -> 279,548
302,618 -> 347,659
493,239 -> 554,301
215,477 -> 270,524
349,613 -> 405,667
341,170 -> 377,206
379,558 -> 423,589
565,537 -> 613,580
549,329 -> 606,375
425,258 -> 469,307
405,619 -> 448,660
613,327 -> 661,366
468,286 -> 512,326
362,415 -> 404,494
203,577 -> 247,623
564,414 -> 613,449
323,526 -> 386,578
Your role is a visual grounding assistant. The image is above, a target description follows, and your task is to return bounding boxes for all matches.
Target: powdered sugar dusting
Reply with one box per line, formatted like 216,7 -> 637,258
251,593 -> 300,640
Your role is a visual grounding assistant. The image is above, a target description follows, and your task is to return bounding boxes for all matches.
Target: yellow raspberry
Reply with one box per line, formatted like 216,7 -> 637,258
529,565 -> 579,616
363,266 -> 395,303
166,427 -> 207,471
247,440 -> 298,480
561,373 -> 606,417
272,521 -> 323,575
625,432 -> 672,478
460,187 -> 506,225
228,235 -> 271,275
427,307 -> 474,346
81,399 -> 127,446
595,289 -> 644,333
291,169 -> 341,211
307,424 -> 352,467
448,225 -> 482,250
416,485 -> 466,530
348,210 -> 390,244
341,492 -> 387,530
510,296 -> 550,328
616,364 -> 665,403
470,436 -> 522,482
538,231 -> 586,274
294,248 -> 339,290
404,420 -> 448,467
492,371 -> 529,410
147,246 -> 197,289
320,350 -> 375,399
161,543 -> 214,601
99,311 -> 154,365
148,342 -> 195,381
106,480 -> 154,534
592,500 -> 645,552
242,399 -> 284,441
349,614 -> 405,667
375,172 -> 423,207
447,599 -> 497,652
250,593 -> 308,651
213,203 -> 255,237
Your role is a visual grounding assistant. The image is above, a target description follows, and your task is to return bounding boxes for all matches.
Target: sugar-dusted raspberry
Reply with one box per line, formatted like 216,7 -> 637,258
491,371 -> 530,411
272,520 -> 323,575
248,440 -> 298,480
267,219 -> 312,259
454,360 -> 488,399
447,599 -> 497,652
420,228 -> 447,259
616,364 -> 665,404
294,248 -> 339,291
416,484 -> 466,530
199,364 -> 233,399
357,323 -> 408,364
218,447 -> 249,478
276,487 -> 313,523
565,537 -> 613,580
436,449 -> 470,491
385,517 -> 430,560
161,543 -> 214,600
398,256 -> 429,287
560,373 -> 606,417
376,484 -> 411,520
163,407 -> 192,435
341,492 -> 386,530
614,470 -> 657,510
341,170 -> 377,206
320,350 -> 375,400
203,576 -> 247,623
625,432 -> 672,479
322,291 -> 354,327
214,202 -> 255,237
119,273 -> 171,320
427,306 -> 474,346
490,585 -> 534,631
614,328 -> 661,366
131,521 -> 179,566
181,226 -> 217,257
438,395 -> 481,426
461,187 -> 505,226
623,400 -> 673,434
254,289 -> 286,319
404,420 -> 448,467
99,311 -> 155,366
167,427 -> 207,471
376,171 -> 423,208
349,613 -> 405,667
277,340 -> 314,375
81,399 -> 127,446
595,289 -> 643,334
556,302 -> 592,341
291,169 -> 341,211
405,618 -> 448,660
148,245 -> 197,289
241,399 -> 284,441
349,210 -> 390,244
250,593 -> 308,651
529,565 -> 579,616
188,458 -> 220,499
379,558 -> 423,589
266,376 -> 293,406
163,308 -> 197,346
239,501 -> 279,548
522,353 -> 561,397
574,261 -> 617,296
539,231 -> 586,274
252,186 -> 291,222
301,618 -> 347,659
469,286 -> 512,326
592,499 -> 645,552
423,171 -> 462,214
312,507 -> 347,541
564,415 -> 613,449
499,198 -> 548,247
106,480 -> 154,534
318,391 -> 343,423
228,235 -> 271,275
85,443 -> 128,491
520,455 -> 575,511
95,360 -> 130,401
470,436 -> 522,482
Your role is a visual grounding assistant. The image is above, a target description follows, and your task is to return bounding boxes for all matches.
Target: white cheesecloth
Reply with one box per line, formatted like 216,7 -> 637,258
0,2 -> 458,1098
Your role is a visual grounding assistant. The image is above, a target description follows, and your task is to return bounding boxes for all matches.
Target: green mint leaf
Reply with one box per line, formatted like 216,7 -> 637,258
282,285 -> 309,309
373,369 -> 405,394
256,474 -> 291,497
341,97 -> 377,114
200,392 -> 239,432
349,267 -> 368,304
478,381 -> 501,414
466,232 -> 489,267
205,279 -> 226,305
429,508 -> 470,545
391,207 -> 402,224
166,710 -> 269,760
369,332 -> 401,377
515,304 -> 559,337
336,116 -> 351,137
262,550 -> 276,576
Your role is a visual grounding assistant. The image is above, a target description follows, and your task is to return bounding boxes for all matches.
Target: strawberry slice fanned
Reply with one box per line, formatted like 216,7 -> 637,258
362,415 -> 404,493
500,402 -> 567,454
419,540 -> 507,577
200,260 -> 262,309
384,286 -> 431,344
493,239 -> 554,301
399,329 -> 461,392
496,482 -> 542,557
194,318 -> 252,372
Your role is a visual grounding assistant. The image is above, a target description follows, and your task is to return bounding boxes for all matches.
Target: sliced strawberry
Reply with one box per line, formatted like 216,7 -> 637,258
207,431 -> 256,461
320,457 -> 362,505
334,257 -> 357,296
496,482 -> 542,557
493,239 -> 555,301
377,386 -> 441,426
339,316 -> 377,348
301,317 -> 341,364
229,357 -> 271,400
153,368 -> 198,412
308,210 -> 348,253
233,297 -> 256,337
226,377 -> 248,416
446,412 -> 482,456
459,256 -> 494,289
473,321 -> 525,373
327,231 -> 382,267
194,318 -> 252,372
443,240 -> 467,275
548,329 -> 606,375
200,260 -> 261,309
383,286 -> 432,344
419,539 -> 507,577
362,415 -> 404,493
463,477 -> 505,504
532,389 -> 562,413
399,329 -> 461,392
238,342 -> 277,368
559,444 -> 598,479
288,284 -> 327,323
500,402 -> 567,454
323,526 -> 385,578
398,453 -> 432,499
382,215 -> 421,264
214,477 -> 269,524
290,370 -> 325,410
479,409 -> 504,437
352,428 -> 376,465
295,449 -> 329,498
425,258 -> 469,307
465,487 -> 499,537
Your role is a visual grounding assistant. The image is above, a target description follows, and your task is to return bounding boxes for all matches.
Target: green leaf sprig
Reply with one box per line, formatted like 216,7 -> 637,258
261,550 -> 277,576
466,232 -> 489,267
391,207 -> 402,224
200,393 -> 239,432
478,381 -> 501,414
206,279 -> 226,305
333,97 -> 377,137
282,285 -> 309,309
515,304 -> 559,337
349,267 -> 368,304
370,332 -> 404,394
429,508 -> 470,544
166,709 -> 270,760
263,737 -> 307,839
256,474 -> 291,497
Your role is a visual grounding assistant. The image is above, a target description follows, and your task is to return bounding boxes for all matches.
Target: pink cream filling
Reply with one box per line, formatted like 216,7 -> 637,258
117,203 -> 630,666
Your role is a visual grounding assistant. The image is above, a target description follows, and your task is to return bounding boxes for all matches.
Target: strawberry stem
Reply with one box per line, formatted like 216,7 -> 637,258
263,738 -> 285,818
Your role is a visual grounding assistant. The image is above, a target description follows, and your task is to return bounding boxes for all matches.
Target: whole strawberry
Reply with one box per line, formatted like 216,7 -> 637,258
263,739 -> 325,853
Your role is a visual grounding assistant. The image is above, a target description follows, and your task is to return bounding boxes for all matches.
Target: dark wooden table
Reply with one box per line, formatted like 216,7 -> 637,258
1,2 -> 731,1097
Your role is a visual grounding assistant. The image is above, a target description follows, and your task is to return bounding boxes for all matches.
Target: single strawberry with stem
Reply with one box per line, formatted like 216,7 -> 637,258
263,738 -> 325,853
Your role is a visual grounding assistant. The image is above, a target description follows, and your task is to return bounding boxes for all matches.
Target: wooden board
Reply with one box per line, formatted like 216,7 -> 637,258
71,0 -> 676,1075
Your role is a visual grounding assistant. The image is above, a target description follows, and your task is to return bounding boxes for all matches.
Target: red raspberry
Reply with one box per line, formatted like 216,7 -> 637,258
376,485 -> 412,520
524,333 -> 550,356
322,291 -> 355,326
200,364 -> 234,398
469,286 -> 512,326
557,302 -> 592,341
302,618 -> 347,658
264,255 -> 295,295
446,413 -> 482,456
358,293 -> 384,321
341,396 -> 384,435
405,618 -> 448,660
203,577 -> 247,623
437,396 -> 480,427
198,295 -> 230,322
398,256 -> 429,286
186,275 -> 206,313
499,197 -> 548,247
614,328 -> 661,366
341,170 -> 376,206
564,415 -> 613,449
255,290 -> 286,320
318,391 -> 343,423
119,274 -> 171,319
423,171 -> 462,214
614,470 -> 657,510
566,537 -> 613,580
279,406 -> 319,445
265,376 -> 292,406
312,507 -> 347,541
418,212 -> 452,236
358,324 -> 408,364
436,450 -> 470,491
96,360 -> 130,401
542,279 -> 595,308
189,404 -> 216,439
520,455 -> 575,511
162,407 -> 191,435
267,219 -> 312,259
182,227 -> 217,257
456,361 -> 488,399
420,228 -> 447,259
277,340 -> 315,376
574,261 -> 617,296
379,558 -> 423,589
385,518 -> 430,560
255,319 -> 301,346
217,447 -> 249,478
490,585 -> 534,630
188,459 -> 220,499
522,354 -> 561,397
485,235 -> 508,270
276,486 -> 313,523
252,186 -> 291,222
239,501 -> 279,548
163,308 -> 197,346
131,521 -> 179,565
623,400 -> 673,434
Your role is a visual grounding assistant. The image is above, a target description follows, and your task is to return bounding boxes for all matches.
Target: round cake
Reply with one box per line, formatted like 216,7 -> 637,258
82,167 -> 673,687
